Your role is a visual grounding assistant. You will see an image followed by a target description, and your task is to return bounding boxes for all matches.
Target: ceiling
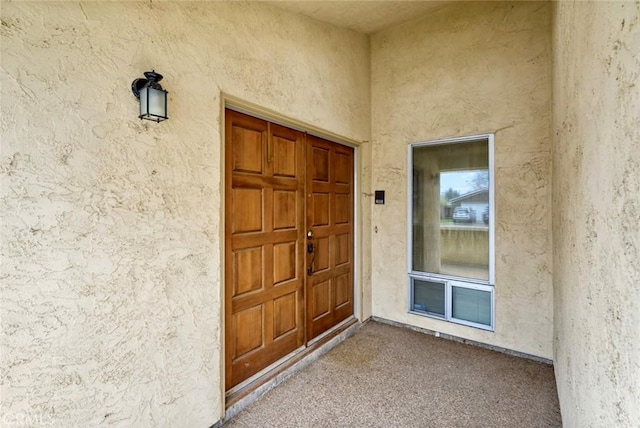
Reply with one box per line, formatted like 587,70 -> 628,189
266,1 -> 448,34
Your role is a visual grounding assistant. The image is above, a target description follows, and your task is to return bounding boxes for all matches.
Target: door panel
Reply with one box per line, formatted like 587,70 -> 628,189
225,110 -> 305,390
232,188 -> 263,233
233,246 -> 263,296
306,135 -> 354,341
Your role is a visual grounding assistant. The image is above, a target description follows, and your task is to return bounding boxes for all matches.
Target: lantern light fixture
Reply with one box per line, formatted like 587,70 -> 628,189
131,70 -> 168,123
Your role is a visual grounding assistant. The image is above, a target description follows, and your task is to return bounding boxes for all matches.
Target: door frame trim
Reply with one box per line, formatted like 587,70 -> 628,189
223,94 -> 363,148
219,93 -> 365,415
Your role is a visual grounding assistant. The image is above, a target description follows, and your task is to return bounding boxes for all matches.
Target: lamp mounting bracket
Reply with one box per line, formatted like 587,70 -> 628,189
131,70 -> 165,99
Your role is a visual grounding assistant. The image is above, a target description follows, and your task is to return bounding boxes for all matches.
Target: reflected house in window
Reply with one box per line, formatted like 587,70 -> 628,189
447,189 -> 489,225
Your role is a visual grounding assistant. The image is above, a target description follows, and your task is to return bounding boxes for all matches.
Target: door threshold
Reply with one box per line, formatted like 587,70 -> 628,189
225,317 -> 361,415
226,345 -> 307,397
307,316 -> 358,347
226,317 -> 357,398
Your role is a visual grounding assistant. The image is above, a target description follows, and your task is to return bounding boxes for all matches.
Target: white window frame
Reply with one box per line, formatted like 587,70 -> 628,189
407,134 -> 495,331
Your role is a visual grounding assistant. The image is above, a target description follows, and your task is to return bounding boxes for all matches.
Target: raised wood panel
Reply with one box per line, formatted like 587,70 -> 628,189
273,292 -> 297,338
233,188 -> 263,233
334,152 -> 350,184
234,247 -> 263,296
335,274 -> 349,307
273,190 -> 296,230
312,193 -> 330,226
312,280 -> 331,320
273,135 -> 296,178
273,242 -> 296,285
232,125 -> 263,174
315,237 -> 330,272
312,147 -> 329,182
233,305 -> 264,359
335,194 -> 350,225
335,233 -> 349,266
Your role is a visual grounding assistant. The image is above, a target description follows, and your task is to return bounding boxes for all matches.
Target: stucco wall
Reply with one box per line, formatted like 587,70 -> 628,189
552,2 -> 640,426
370,2 -> 553,358
0,2 -> 369,426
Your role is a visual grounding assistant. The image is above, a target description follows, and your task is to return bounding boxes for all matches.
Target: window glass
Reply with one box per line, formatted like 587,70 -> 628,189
412,140 -> 489,281
451,286 -> 491,326
412,279 -> 445,317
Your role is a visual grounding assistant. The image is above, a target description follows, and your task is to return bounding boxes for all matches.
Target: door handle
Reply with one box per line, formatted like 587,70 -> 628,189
307,231 -> 315,276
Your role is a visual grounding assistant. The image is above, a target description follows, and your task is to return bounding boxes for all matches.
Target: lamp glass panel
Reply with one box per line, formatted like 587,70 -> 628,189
139,86 -> 148,118
148,87 -> 166,118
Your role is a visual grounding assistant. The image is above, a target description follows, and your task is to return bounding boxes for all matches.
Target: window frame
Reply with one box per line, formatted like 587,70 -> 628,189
407,133 -> 495,331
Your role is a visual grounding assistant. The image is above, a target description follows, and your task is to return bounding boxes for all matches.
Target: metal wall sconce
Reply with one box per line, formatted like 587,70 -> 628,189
131,70 -> 168,123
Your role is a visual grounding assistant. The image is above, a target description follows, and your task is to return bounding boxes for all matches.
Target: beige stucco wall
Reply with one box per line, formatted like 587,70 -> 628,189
0,2 -> 370,426
552,2 -> 640,426
370,2 -> 553,358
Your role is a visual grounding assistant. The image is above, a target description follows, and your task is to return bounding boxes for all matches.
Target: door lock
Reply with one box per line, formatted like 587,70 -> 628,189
307,230 -> 315,276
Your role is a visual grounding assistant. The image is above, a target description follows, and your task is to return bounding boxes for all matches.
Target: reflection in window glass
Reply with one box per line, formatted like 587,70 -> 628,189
412,140 -> 489,281
451,287 -> 491,326
412,279 -> 445,317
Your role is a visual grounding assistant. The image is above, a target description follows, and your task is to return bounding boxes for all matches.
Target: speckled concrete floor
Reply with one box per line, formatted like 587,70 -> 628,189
224,321 -> 561,428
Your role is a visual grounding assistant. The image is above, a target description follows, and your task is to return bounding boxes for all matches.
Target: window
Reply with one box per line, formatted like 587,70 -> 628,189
408,135 -> 494,330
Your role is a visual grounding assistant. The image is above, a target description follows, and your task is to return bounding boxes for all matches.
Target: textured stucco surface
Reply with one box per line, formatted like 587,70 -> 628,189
268,1 -> 447,34
0,2 -> 369,426
552,2 -> 640,426
370,2 -> 553,358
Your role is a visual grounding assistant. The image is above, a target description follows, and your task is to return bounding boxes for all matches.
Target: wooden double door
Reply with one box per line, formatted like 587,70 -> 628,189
225,109 -> 354,390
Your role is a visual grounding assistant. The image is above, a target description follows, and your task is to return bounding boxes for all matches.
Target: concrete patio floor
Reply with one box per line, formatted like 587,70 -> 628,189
223,321 -> 561,427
